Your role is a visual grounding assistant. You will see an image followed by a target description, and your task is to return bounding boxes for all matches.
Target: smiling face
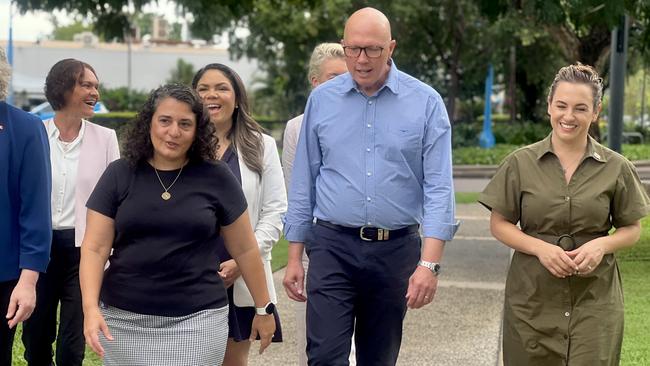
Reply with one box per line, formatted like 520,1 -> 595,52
342,8 -> 396,96
548,81 -> 601,146
195,69 -> 237,130
62,67 -> 99,119
150,97 -> 197,166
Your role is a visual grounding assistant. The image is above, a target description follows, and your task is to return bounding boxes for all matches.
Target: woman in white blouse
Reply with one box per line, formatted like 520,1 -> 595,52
22,59 -> 119,366
192,63 -> 287,366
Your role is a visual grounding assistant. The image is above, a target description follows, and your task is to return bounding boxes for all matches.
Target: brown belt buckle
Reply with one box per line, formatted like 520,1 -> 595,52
556,234 -> 576,251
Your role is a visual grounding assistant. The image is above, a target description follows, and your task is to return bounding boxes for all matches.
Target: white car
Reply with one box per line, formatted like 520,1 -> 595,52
30,101 -> 109,120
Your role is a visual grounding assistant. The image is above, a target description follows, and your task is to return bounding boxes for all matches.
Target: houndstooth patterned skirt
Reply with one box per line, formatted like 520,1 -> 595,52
99,303 -> 229,365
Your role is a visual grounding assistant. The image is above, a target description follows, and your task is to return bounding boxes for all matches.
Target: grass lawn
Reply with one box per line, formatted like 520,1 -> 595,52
618,216 -> 650,365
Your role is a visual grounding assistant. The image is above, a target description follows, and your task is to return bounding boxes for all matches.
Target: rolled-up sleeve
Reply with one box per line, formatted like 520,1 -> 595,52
421,94 -> 459,241
283,96 -> 321,243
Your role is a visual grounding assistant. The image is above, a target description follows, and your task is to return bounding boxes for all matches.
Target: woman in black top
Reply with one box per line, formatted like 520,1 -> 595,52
79,84 -> 275,365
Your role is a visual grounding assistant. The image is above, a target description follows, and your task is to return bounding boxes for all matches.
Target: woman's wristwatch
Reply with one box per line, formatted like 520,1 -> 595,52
418,260 -> 441,276
255,302 -> 275,316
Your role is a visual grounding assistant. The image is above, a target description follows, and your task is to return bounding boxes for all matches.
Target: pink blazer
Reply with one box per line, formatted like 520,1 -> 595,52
44,119 -> 120,246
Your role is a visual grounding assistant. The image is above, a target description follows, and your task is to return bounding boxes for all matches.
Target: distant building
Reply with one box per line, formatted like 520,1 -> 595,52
1,39 -> 259,108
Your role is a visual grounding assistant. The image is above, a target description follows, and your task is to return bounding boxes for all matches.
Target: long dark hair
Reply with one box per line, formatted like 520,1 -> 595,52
192,63 -> 264,178
122,84 -> 216,167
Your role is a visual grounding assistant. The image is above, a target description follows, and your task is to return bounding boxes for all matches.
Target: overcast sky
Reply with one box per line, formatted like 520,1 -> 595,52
0,0 -> 182,42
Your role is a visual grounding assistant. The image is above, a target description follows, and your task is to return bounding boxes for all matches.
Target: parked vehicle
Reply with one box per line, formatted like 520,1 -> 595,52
30,101 -> 109,120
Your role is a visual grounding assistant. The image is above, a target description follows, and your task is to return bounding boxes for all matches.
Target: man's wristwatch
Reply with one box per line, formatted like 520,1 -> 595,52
255,302 -> 276,316
418,260 -> 441,276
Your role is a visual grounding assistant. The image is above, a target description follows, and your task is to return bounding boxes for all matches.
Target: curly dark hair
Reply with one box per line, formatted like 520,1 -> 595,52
45,59 -> 97,110
122,84 -> 217,167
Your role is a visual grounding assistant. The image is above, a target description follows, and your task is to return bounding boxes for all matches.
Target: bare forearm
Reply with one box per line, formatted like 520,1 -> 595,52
421,237 -> 444,262
17,269 -> 39,286
598,222 -> 642,254
287,242 -> 305,263
79,246 -> 110,310
490,213 -> 548,257
233,247 -> 271,307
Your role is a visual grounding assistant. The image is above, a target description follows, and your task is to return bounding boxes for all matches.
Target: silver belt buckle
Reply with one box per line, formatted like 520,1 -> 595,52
359,226 -> 373,241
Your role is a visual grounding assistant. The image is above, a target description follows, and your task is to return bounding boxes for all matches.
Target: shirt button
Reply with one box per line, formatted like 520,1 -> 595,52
564,311 -> 570,317
368,101 -> 373,105
367,172 -> 372,176
563,334 -> 568,340
367,124 -> 371,128
367,221 -> 372,225
62,172 -> 66,176
366,197 -> 371,201
565,196 -> 570,202
366,148 -> 371,152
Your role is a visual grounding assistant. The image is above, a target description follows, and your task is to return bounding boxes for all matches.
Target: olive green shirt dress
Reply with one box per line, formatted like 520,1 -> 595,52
478,134 -> 650,366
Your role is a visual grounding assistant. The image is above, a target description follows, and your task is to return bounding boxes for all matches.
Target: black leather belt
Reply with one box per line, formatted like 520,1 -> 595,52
316,219 -> 419,242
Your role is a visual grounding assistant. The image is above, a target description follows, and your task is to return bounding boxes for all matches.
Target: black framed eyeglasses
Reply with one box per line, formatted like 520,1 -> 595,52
343,46 -> 384,58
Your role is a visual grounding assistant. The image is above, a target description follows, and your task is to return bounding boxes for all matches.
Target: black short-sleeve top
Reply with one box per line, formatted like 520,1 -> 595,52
479,134 -> 650,236
86,158 -> 248,317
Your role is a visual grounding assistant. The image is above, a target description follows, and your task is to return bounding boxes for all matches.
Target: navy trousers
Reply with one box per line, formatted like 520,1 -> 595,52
0,279 -> 18,366
305,223 -> 421,366
22,229 -> 84,366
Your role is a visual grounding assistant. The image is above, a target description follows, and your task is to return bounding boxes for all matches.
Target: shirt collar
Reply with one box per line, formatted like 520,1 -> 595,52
534,133 -> 607,163
339,59 -> 400,95
46,117 -> 87,144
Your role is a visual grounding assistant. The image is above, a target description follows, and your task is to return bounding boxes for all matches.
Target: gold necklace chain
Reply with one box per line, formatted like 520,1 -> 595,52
153,162 -> 185,201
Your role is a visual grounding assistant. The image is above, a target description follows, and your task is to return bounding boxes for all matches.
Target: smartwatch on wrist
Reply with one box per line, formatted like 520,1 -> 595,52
255,302 -> 275,316
418,260 -> 441,276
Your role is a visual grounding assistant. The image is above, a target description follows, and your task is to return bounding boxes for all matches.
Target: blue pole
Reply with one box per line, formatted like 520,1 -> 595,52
479,64 -> 495,148
6,0 -> 14,106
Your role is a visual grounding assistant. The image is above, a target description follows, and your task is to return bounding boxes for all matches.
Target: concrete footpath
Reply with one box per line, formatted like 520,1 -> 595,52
248,202 -> 510,366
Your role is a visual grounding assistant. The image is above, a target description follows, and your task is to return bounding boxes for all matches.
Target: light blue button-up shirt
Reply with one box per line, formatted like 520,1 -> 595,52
284,61 -> 459,243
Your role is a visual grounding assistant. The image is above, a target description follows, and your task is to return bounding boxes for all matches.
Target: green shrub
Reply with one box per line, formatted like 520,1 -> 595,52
90,112 -> 136,141
453,119 -> 550,148
453,144 -> 521,165
100,87 -> 150,112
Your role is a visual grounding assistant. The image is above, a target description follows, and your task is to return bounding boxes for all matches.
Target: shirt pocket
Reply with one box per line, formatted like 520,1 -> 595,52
383,125 -> 422,163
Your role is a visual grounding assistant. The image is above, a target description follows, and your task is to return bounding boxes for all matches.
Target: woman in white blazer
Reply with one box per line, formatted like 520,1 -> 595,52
22,59 -> 120,366
193,63 -> 287,366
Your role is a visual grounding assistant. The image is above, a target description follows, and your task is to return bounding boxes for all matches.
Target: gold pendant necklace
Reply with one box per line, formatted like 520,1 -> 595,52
153,162 -> 184,201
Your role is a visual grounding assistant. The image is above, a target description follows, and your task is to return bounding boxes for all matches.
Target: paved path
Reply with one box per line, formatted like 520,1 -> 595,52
248,202 -> 509,366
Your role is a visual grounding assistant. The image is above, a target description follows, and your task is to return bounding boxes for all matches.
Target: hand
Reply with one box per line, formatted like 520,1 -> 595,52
405,266 -> 438,309
218,259 -> 241,288
566,239 -> 605,276
535,242 -> 578,278
250,314 -> 276,354
6,277 -> 37,329
83,306 -> 113,358
282,259 -> 306,302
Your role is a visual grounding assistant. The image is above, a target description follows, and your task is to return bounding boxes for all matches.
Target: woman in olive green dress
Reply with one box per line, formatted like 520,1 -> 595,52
479,63 -> 650,366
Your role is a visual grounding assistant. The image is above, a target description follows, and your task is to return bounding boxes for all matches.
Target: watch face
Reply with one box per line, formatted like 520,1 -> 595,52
265,302 -> 276,315
433,264 -> 441,273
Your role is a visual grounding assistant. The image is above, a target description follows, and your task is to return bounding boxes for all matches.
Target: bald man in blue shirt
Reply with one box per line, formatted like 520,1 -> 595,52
0,47 -> 52,365
283,7 -> 459,366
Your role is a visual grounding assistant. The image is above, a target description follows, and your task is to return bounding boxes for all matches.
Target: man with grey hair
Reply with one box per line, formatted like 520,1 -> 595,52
282,42 -> 347,366
282,42 -> 347,187
0,47 -> 52,364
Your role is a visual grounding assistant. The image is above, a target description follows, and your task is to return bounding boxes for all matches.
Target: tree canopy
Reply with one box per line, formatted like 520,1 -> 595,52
17,0 -> 650,123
